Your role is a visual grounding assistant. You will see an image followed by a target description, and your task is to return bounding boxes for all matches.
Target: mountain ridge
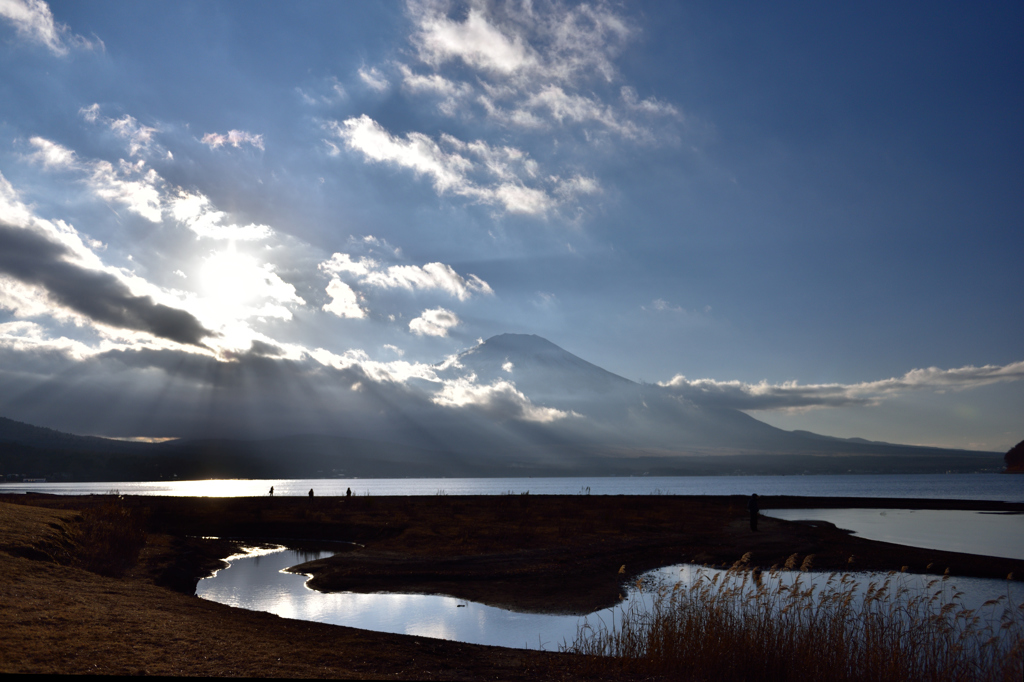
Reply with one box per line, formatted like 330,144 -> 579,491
0,333 -> 1007,480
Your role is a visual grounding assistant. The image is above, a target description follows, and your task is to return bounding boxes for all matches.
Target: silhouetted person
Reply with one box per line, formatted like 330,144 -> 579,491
346,487 -> 352,498
748,493 -> 759,531
269,486 -> 274,497
308,488 -> 314,498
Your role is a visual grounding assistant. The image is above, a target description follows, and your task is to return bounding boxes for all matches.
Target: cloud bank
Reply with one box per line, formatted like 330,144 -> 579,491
659,361 -> 1024,411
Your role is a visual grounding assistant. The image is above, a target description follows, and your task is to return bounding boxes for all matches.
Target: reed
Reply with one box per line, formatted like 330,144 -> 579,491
72,497 -> 148,577
563,563 -> 1023,681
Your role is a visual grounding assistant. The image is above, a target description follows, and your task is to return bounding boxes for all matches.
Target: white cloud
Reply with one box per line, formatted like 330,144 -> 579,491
399,0 -> 676,141
319,252 -> 493,300
28,136 -> 273,239
358,65 -> 391,92
659,361 -> 1024,412
26,136 -> 78,169
0,0 -> 100,55
328,115 -> 471,193
88,159 -> 164,223
296,77 -> 348,107
431,374 -> 574,422
323,278 -> 366,319
0,320 -> 98,360
330,77 -> 348,99
490,182 -> 556,214
307,346 -> 441,385
526,85 -> 628,131
399,64 -> 472,97
170,191 -> 273,241
409,307 -> 459,337
201,129 -> 265,151
333,0 -> 673,221
553,173 -> 600,200
79,106 -> 162,157
319,252 -> 377,278
79,102 -> 100,122
327,115 -> 586,215
27,137 -> 164,222
366,262 -> 494,300
643,298 -> 683,313
621,86 -> 681,118
410,3 -> 536,75
109,115 -> 159,156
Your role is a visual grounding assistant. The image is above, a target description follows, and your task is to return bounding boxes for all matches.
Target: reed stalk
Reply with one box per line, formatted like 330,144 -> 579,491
564,565 -> 1023,681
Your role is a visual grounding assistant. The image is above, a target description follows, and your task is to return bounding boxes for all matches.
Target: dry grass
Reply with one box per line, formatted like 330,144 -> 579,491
564,560 -> 1024,681
71,497 -> 148,577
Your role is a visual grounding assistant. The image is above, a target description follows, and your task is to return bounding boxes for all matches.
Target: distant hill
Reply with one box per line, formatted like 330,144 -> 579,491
0,334 -> 1006,481
1006,440 -> 1024,473
0,416 -> 149,453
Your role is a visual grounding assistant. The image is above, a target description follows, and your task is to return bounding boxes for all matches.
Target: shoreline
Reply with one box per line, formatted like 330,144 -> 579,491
2,493 -> 1022,678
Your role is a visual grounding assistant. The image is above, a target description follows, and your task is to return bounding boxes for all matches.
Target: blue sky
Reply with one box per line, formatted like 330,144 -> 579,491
0,0 -> 1021,450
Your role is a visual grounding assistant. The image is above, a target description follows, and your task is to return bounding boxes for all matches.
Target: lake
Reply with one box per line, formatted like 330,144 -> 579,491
4,472 -> 1023,501
763,507 -> 1024,560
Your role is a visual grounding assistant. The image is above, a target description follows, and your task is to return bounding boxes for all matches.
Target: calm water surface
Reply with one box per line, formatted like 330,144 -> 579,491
197,547 -> 1024,651
764,508 -> 1024,560
4,473 -> 1023,501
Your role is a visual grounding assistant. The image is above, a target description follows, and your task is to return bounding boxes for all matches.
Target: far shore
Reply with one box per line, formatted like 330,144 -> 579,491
2,493 -> 1022,678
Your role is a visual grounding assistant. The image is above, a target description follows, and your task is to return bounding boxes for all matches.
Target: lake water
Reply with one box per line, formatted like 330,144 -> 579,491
764,508 -> 1024,561
4,473 -> 1023,501
197,546 -> 1024,652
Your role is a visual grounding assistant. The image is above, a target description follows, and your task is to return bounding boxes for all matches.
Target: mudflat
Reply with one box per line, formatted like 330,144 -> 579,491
1,492 -> 1021,678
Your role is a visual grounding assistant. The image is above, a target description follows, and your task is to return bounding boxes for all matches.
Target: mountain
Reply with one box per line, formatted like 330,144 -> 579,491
450,333 -> 636,397
0,334 -> 1006,480
443,334 -> 1002,461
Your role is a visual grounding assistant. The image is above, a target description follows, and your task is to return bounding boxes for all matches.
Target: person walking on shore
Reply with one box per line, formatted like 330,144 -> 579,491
748,493 -> 759,532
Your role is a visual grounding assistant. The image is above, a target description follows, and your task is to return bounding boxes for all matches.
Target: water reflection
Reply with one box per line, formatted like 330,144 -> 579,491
763,508 -> 1024,560
197,547 -> 1024,651
197,547 -> 593,649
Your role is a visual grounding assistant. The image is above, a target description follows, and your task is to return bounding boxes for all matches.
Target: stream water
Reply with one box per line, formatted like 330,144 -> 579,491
197,541 -> 1024,652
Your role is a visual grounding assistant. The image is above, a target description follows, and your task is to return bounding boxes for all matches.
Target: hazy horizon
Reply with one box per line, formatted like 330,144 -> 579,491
0,2 -> 1021,451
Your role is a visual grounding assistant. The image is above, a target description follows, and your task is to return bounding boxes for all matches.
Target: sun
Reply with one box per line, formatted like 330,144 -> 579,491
197,248 -> 267,320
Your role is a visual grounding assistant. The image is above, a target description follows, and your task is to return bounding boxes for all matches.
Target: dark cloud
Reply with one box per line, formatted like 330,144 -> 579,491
0,221 -> 212,346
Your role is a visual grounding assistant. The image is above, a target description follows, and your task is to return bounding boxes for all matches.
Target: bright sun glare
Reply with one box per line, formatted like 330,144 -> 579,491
198,249 -> 266,320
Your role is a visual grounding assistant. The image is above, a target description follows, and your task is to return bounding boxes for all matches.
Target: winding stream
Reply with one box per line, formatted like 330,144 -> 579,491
197,544 -> 1024,651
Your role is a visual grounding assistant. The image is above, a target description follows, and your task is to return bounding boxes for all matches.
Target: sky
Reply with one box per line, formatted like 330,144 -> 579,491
0,0 -> 1021,451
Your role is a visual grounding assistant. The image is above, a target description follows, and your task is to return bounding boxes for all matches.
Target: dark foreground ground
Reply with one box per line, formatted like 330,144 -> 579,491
1,492 -> 1021,678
